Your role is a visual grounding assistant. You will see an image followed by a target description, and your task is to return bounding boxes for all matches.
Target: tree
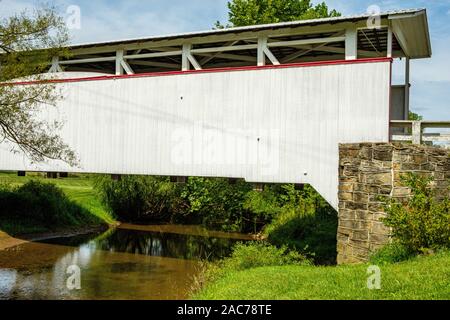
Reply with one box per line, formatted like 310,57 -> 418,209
0,6 -> 77,165
216,0 -> 340,28
409,111 -> 423,121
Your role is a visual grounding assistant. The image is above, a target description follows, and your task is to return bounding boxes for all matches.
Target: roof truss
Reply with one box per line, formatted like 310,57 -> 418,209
47,20 -> 407,75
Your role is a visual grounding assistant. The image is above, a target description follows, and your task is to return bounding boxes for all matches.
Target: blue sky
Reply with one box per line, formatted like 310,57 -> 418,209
1,0 -> 449,120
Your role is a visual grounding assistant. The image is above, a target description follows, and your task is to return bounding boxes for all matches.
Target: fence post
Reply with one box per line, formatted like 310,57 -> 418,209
412,121 -> 422,145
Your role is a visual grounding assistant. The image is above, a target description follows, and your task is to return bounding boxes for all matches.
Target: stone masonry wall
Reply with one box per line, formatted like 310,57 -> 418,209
337,143 -> 450,264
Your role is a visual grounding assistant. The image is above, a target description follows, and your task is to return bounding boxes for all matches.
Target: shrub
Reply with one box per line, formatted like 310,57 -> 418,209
220,242 -> 311,272
382,174 -> 450,253
256,185 -> 338,265
265,207 -> 338,265
243,186 -> 284,219
94,175 -> 181,222
369,241 -> 416,265
94,176 -> 259,230
191,241 -> 311,294
179,177 -> 254,232
206,241 -> 311,280
0,180 -> 100,232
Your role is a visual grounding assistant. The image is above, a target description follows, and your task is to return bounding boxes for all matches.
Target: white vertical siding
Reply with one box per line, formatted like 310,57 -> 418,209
0,61 -> 391,209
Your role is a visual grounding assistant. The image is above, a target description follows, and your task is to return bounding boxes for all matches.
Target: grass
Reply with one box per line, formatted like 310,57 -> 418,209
0,171 -> 115,235
194,251 -> 450,300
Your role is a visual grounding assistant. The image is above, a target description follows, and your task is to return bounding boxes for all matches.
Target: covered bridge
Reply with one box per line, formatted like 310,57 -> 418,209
0,8 -> 433,209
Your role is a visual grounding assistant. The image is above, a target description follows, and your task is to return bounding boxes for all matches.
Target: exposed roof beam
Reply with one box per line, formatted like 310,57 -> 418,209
373,29 -> 381,51
345,27 -> 358,60
124,51 -> 182,60
282,45 -> 380,63
48,56 -> 63,73
182,43 -> 202,71
120,60 -> 134,75
199,41 -> 238,65
258,36 -> 280,66
192,44 -> 257,54
128,60 -> 180,69
68,24 -> 351,56
59,56 -> 115,65
263,47 -> 280,65
281,31 -> 345,62
282,43 -> 328,63
268,36 -> 346,48
197,52 -> 255,63
144,46 -> 180,52
360,29 -> 381,55
187,54 -> 202,70
65,67 -> 114,74
387,25 -> 393,58
116,50 -> 134,75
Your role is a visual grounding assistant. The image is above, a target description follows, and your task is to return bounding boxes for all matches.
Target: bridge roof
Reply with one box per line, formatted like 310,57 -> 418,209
69,8 -> 431,58
46,8 -> 431,75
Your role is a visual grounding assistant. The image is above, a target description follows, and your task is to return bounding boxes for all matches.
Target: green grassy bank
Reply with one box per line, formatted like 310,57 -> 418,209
0,172 -> 114,235
194,251 -> 450,300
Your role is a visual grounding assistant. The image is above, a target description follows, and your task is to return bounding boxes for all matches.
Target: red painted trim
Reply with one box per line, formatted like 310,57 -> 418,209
5,57 -> 393,86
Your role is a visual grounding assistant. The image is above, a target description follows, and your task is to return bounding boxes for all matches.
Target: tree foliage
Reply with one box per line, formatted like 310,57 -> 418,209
0,6 -> 77,165
94,175 -> 183,222
408,111 -> 423,121
216,0 -> 340,28
180,177 -> 254,231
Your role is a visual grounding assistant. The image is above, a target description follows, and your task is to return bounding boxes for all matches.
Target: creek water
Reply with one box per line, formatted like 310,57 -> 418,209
0,224 -> 253,300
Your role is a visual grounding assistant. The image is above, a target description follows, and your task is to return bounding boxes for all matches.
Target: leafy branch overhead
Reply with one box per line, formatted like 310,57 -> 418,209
216,0 -> 340,28
0,6 -> 77,165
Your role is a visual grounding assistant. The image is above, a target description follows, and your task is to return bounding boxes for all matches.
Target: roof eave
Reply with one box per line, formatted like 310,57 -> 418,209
67,8 -> 428,51
388,8 -> 432,59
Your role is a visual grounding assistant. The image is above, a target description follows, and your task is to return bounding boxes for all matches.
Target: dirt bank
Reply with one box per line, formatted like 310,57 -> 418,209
0,224 -> 114,251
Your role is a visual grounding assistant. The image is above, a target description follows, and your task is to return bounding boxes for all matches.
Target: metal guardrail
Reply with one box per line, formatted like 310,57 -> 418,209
390,121 -> 450,145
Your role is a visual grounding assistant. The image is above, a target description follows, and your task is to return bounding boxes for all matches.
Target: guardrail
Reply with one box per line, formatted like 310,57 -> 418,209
390,121 -> 450,145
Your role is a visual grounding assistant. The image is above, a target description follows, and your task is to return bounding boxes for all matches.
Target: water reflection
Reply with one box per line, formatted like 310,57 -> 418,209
0,225 -> 249,300
42,225 -> 244,261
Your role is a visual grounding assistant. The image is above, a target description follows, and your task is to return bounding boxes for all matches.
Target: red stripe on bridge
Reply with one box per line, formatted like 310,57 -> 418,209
5,57 -> 393,86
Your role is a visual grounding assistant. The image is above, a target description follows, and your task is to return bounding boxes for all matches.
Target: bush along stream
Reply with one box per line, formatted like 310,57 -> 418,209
0,179 -> 111,236
93,175 -> 339,265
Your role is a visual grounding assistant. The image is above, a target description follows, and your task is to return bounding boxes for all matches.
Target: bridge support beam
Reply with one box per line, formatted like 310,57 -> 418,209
46,172 -> 58,179
111,174 -> 122,181
337,143 -> 450,264
253,183 -> 265,192
59,172 -> 69,178
170,176 -> 187,184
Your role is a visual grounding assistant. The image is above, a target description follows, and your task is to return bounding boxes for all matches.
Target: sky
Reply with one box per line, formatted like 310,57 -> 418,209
1,0 -> 449,120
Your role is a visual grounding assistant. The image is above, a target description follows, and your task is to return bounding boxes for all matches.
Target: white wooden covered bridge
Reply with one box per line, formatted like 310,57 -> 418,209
0,9 -> 434,209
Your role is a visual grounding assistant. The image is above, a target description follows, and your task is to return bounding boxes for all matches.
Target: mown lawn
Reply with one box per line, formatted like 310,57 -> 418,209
0,172 -> 115,234
194,251 -> 450,300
